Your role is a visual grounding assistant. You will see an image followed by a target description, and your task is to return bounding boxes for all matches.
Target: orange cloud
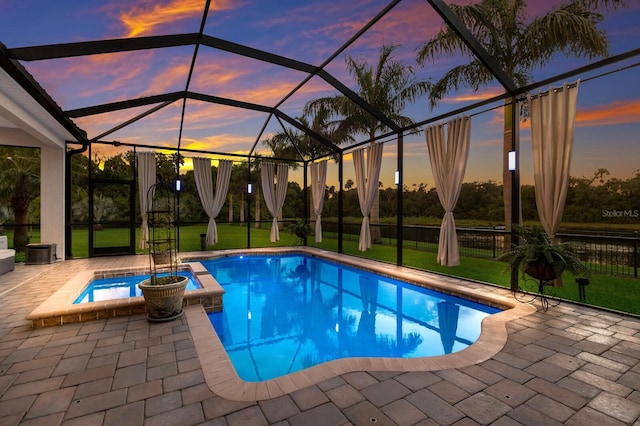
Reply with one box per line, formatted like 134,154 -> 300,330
182,134 -> 253,152
478,98 -> 640,131
445,90 -> 505,103
191,53 -> 328,107
576,99 -> 640,127
120,0 -> 234,38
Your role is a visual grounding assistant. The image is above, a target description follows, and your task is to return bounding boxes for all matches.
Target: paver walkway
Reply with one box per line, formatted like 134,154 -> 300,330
0,255 -> 639,425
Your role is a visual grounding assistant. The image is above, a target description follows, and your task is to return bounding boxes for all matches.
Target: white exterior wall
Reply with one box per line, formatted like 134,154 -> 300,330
1,68 -> 77,260
0,128 -> 66,259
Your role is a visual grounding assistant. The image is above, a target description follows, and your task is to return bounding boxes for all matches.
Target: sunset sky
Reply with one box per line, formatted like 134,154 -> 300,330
0,0 -> 638,189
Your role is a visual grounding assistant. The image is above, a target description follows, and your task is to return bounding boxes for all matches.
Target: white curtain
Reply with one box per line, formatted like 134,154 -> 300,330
193,158 -> 233,246
261,162 -> 289,242
529,81 -> 579,240
310,161 -> 327,242
353,143 -> 384,252
426,117 -> 471,266
136,152 -> 156,249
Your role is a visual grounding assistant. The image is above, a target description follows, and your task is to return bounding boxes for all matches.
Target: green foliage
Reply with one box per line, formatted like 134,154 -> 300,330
497,226 -> 590,280
0,146 -> 40,251
416,0 -> 627,107
287,219 -> 312,244
310,235 -> 638,315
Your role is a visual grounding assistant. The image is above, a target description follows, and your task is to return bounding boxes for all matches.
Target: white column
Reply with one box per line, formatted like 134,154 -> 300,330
39,144 -> 65,260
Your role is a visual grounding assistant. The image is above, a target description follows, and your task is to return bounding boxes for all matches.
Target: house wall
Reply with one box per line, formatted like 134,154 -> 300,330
0,127 -> 66,260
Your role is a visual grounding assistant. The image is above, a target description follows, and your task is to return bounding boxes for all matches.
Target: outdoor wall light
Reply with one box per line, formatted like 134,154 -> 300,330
174,179 -> 182,192
508,151 -> 516,171
394,170 -> 400,185
247,183 -> 253,194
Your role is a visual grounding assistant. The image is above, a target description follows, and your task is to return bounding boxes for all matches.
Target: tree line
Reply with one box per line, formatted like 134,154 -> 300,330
66,151 -> 640,229
1,145 -> 638,254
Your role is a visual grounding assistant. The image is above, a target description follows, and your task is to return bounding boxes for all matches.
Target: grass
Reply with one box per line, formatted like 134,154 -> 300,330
4,224 -> 638,315
309,234 -> 640,316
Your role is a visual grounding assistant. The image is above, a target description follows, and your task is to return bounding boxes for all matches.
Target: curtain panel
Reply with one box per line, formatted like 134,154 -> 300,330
193,158 -> 233,246
310,161 -> 327,242
353,143 -> 384,252
529,81 -> 580,240
261,163 -> 289,242
136,152 -> 156,249
425,116 -> 471,266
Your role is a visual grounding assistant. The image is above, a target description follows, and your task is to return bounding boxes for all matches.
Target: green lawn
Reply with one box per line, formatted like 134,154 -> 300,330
5,224 -> 639,315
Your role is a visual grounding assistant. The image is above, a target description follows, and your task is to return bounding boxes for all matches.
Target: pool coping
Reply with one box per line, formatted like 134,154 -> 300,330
183,247 -> 537,401
26,262 -> 225,328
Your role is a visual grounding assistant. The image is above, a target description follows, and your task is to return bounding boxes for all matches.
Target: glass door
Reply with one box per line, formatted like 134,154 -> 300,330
89,180 -> 136,257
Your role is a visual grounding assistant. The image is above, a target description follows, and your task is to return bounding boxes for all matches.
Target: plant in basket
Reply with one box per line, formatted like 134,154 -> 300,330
498,226 -> 589,284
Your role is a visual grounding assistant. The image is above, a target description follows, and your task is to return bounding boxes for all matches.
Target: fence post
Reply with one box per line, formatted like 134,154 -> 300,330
634,231 -> 638,278
492,232 -> 496,259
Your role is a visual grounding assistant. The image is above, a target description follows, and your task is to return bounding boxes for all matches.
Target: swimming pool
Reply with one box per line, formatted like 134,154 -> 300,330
73,271 -> 201,304
200,254 -> 501,382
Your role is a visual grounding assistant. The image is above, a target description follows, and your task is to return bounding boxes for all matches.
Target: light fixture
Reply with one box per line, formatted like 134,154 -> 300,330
394,170 -> 400,185
247,183 -> 253,194
508,151 -> 516,171
174,179 -> 182,192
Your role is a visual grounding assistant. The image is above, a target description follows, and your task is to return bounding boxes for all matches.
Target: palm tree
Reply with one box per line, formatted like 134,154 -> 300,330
263,106 -> 348,164
263,108 -> 350,224
305,44 -> 429,243
416,0 -> 627,235
0,147 -> 40,251
345,179 -> 354,191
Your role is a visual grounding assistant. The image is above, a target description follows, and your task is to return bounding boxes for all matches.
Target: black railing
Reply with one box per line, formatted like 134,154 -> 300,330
321,221 -> 640,278
14,218 -> 638,278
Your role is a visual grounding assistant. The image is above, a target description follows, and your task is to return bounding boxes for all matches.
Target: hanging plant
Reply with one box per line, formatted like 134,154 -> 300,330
498,226 -> 589,282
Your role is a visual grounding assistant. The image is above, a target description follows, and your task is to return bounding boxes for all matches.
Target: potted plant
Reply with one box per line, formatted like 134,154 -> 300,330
288,219 -> 312,245
138,182 -> 188,322
498,226 -> 589,283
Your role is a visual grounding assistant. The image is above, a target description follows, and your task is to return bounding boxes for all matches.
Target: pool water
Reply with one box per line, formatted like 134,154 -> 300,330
202,254 -> 501,382
74,271 -> 200,304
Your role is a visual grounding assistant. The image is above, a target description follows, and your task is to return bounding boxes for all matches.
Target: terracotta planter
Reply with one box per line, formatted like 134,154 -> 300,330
138,276 -> 188,322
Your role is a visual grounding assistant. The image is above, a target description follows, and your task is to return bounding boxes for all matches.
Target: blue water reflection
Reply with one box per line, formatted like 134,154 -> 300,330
202,255 -> 501,382
74,271 -> 199,304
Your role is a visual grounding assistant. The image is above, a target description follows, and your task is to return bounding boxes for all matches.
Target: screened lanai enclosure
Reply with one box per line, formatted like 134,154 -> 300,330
1,1 -> 639,287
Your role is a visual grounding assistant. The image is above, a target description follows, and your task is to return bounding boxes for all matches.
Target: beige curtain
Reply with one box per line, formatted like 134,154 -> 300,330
353,143 -> 384,252
425,117 -> 471,266
136,152 -> 156,249
193,158 -> 232,246
261,163 -> 289,242
529,81 -> 580,239
310,161 -> 327,242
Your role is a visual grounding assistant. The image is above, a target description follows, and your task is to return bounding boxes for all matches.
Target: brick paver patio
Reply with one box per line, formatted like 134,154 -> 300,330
0,254 -> 639,425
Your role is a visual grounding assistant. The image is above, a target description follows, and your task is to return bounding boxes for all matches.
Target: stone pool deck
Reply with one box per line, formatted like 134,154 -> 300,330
0,252 -> 639,425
